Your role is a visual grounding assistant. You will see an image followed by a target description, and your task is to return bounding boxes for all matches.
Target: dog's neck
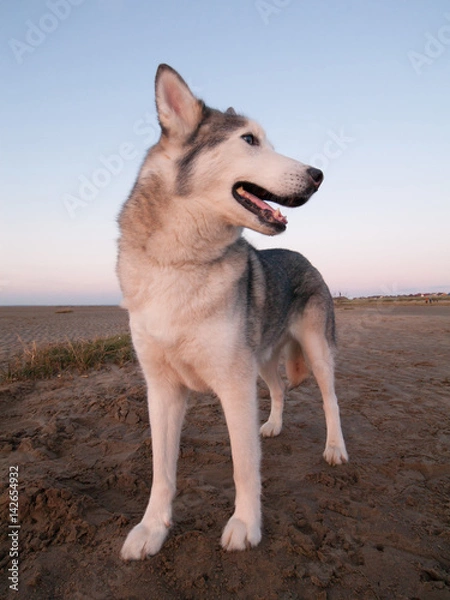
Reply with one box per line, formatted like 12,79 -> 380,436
119,191 -> 244,269
145,210 -> 244,267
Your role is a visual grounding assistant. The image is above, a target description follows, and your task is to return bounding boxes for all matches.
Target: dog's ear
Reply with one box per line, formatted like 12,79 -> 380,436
155,64 -> 203,139
226,107 -> 237,116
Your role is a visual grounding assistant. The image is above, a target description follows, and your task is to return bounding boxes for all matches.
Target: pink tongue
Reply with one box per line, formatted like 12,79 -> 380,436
238,187 -> 287,224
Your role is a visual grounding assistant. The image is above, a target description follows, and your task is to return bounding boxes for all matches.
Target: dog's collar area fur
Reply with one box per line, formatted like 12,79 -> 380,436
233,181 -> 308,233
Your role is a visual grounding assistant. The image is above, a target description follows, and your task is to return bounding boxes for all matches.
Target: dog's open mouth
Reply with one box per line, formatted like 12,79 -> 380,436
232,182 -> 291,232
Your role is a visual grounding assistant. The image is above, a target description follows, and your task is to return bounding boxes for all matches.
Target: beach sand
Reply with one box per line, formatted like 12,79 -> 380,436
0,306 -> 129,365
1,304 -> 449,599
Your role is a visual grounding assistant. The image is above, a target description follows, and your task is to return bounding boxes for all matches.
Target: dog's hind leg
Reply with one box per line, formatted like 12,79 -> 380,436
260,339 -> 310,437
120,377 -> 187,560
259,349 -> 285,437
293,316 -> 348,466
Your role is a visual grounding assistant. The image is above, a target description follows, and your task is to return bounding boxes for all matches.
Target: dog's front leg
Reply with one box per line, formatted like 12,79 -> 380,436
120,380 -> 187,560
217,375 -> 262,551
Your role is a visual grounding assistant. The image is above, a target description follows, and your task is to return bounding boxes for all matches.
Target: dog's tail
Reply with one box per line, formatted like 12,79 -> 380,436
284,339 -> 310,389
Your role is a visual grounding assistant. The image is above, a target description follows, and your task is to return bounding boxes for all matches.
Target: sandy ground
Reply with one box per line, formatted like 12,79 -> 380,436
1,304 -> 449,599
0,306 -> 129,366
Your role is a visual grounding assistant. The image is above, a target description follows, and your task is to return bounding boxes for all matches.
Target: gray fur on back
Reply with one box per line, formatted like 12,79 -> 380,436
256,248 -> 336,349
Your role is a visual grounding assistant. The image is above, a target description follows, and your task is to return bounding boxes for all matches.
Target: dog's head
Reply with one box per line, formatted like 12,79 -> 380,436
153,64 -> 323,236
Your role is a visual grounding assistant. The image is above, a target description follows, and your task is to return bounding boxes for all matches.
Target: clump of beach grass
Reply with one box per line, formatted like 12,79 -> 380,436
1,334 -> 135,383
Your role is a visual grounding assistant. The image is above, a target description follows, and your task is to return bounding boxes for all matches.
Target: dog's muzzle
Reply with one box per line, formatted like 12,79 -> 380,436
232,168 -> 324,233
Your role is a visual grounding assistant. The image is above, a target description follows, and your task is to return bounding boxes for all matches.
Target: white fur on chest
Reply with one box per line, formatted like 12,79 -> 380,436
126,261 -> 247,392
125,258 -> 243,345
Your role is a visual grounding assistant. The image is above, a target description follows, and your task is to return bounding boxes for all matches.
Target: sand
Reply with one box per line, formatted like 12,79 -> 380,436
0,306 -> 129,366
1,304 -> 449,599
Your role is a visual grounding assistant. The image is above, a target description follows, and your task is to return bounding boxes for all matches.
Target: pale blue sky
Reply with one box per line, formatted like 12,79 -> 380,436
1,0 -> 449,304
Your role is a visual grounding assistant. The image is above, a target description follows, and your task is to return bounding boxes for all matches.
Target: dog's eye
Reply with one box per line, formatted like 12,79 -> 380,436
241,133 -> 259,146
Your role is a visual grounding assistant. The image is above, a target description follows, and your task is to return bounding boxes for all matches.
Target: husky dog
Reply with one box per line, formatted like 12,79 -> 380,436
117,64 -> 348,559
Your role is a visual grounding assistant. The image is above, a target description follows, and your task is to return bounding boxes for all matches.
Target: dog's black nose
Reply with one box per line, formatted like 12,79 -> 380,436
307,167 -> 324,187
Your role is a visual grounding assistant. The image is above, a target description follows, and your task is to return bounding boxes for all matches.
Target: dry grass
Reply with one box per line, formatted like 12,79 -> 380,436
0,334 -> 135,383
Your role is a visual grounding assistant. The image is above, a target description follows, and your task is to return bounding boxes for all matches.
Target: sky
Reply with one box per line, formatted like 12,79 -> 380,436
1,0 -> 449,305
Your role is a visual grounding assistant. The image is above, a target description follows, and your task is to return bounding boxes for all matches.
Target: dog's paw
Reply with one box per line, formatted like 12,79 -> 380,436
221,517 -> 261,551
323,444 -> 348,466
260,420 -> 282,437
120,521 -> 169,560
